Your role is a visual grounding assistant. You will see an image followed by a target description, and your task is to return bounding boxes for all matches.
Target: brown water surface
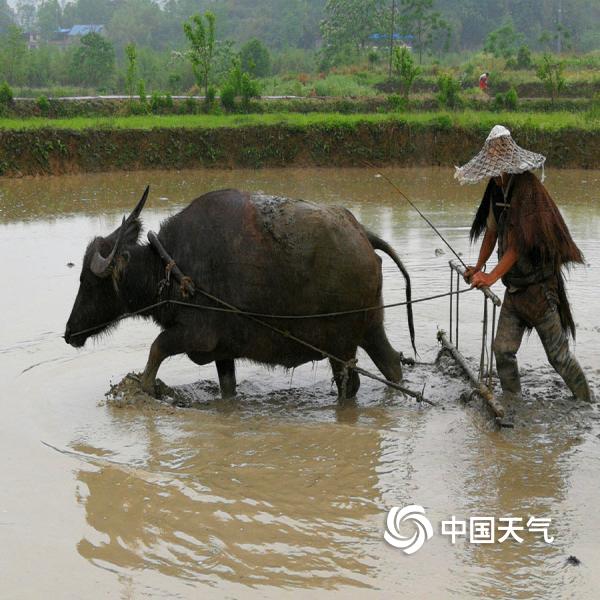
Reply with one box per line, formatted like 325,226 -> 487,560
1,167 -> 599,599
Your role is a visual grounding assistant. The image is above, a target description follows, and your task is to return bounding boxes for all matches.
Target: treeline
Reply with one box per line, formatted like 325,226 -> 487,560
0,0 -> 598,94
2,0 -> 597,52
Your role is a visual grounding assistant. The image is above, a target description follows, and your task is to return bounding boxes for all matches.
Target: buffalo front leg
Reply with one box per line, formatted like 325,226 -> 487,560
141,327 -> 215,396
140,335 -> 169,396
216,359 -> 237,399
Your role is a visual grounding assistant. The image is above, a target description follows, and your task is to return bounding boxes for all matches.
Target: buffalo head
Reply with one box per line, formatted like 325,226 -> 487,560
64,186 -> 150,347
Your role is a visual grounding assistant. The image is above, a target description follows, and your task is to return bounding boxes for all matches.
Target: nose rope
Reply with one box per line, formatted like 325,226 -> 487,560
65,287 -> 473,341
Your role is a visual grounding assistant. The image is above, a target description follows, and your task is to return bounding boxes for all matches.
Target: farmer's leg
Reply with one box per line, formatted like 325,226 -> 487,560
493,295 -> 526,395
535,307 -> 593,402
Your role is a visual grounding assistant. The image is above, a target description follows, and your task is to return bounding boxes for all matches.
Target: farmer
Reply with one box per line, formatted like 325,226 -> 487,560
456,125 -> 592,403
479,72 -> 489,92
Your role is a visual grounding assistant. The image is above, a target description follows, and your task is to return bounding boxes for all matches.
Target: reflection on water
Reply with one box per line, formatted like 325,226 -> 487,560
75,411 -> 388,589
1,168 -> 599,599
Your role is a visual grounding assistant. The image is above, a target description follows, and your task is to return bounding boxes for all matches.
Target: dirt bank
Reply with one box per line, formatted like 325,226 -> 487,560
1,121 -> 598,176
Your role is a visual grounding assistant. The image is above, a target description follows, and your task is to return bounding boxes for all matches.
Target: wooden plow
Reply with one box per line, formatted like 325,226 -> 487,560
437,260 -> 509,425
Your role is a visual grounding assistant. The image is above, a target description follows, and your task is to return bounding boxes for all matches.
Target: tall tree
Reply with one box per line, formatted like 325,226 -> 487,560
321,0 -> 386,54
37,0 -> 63,41
0,25 -> 28,85
183,12 -> 216,97
16,0 -> 36,31
62,0 -> 118,27
0,0 -> 16,32
399,0 -> 451,64
70,31 -> 115,87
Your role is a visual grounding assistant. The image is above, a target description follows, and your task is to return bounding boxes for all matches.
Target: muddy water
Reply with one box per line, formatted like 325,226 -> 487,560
1,167 -> 599,599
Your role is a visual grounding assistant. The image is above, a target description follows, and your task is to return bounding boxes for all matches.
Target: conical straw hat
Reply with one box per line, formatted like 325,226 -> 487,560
454,125 -> 546,185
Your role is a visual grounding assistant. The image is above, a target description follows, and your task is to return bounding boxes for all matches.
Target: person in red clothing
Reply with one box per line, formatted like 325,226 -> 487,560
479,72 -> 489,92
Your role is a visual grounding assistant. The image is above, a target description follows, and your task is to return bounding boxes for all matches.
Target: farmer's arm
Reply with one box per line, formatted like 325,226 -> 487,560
464,228 -> 498,281
471,238 -> 518,288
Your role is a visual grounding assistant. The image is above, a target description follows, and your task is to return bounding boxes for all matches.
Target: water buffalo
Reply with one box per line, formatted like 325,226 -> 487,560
65,187 -> 415,399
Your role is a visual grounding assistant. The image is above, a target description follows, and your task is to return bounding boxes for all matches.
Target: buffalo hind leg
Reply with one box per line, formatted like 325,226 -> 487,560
330,357 -> 360,400
361,323 -> 403,383
216,359 -> 237,399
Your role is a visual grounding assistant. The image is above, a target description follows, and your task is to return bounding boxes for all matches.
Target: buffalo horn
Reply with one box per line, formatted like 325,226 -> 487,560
125,185 -> 150,226
89,186 -> 149,278
90,216 -> 126,277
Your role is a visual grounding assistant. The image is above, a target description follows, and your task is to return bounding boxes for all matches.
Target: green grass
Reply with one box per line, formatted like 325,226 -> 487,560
0,110 -> 598,132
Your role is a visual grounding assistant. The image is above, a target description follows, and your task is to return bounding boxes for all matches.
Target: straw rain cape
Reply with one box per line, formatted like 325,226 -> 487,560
470,171 -> 585,337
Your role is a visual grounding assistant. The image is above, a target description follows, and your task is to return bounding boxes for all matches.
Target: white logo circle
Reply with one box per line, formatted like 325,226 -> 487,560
384,505 -> 434,554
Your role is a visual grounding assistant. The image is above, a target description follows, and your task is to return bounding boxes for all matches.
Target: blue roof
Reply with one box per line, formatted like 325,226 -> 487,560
369,33 -> 414,41
67,25 -> 104,36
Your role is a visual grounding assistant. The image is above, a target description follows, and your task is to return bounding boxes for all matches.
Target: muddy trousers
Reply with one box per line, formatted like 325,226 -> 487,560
493,289 -> 592,402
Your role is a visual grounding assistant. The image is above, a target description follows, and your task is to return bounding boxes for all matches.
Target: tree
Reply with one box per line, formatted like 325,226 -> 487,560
0,25 -> 28,86
321,0 -> 386,55
62,0 -> 116,27
125,43 -> 137,101
220,56 -> 261,112
37,0 -> 63,42
393,45 -> 420,100
536,53 -> 566,103
483,19 -> 523,59
0,0 -> 16,32
107,0 -> 171,51
437,72 -> 462,109
183,12 -> 216,98
240,38 -> 271,78
70,32 -> 115,88
399,0 -> 451,64
15,0 -> 36,31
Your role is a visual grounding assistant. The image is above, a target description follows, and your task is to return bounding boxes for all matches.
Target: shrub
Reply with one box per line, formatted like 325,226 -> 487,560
393,46 -> 420,100
137,80 -> 148,109
437,74 -> 462,110
368,51 -> 380,68
37,95 -> 50,115
585,92 -> 600,123
492,87 -> 519,111
185,96 -> 197,114
537,53 -> 566,103
0,81 -> 14,107
504,87 -> 518,109
516,45 -> 532,69
205,85 -> 216,110
220,84 -> 236,111
387,93 -> 407,111
150,91 -> 162,113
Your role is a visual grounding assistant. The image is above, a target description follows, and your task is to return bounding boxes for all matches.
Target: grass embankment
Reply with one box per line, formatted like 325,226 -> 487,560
0,111 -> 598,176
0,110 -> 597,132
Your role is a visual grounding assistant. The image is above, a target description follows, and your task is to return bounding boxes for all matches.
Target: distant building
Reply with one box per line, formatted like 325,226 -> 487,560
52,24 -> 105,47
22,30 -> 40,50
368,33 -> 414,50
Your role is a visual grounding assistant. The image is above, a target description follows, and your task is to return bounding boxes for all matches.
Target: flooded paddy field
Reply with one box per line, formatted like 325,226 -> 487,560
1,167 -> 599,599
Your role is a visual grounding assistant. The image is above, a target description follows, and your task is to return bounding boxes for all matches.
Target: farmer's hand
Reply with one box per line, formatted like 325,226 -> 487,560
471,272 -> 497,289
463,265 -> 481,283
